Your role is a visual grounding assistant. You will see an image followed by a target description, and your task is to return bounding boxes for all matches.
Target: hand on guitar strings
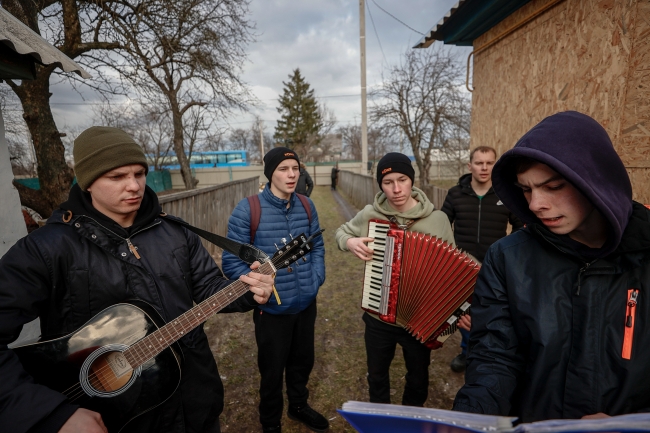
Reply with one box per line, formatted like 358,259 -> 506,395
58,408 -> 107,433
239,261 -> 275,304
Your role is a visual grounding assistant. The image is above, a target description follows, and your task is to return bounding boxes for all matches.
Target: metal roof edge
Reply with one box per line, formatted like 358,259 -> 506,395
0,7 -> 91,78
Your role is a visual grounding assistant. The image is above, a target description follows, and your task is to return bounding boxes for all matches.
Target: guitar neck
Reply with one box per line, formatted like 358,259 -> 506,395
123,261 -> 275,368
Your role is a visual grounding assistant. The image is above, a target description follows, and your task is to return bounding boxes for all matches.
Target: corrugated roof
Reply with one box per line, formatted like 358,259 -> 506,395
414,0 -> 532,48
0,7 -> 90,78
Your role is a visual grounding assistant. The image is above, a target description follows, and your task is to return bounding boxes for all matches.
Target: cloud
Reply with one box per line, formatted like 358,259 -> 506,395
45,0 -> 471,134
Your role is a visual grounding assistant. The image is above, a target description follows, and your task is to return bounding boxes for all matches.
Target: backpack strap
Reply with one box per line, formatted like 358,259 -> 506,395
296,193 -> 312,224
247,195 -> 262,244
247,193 -> 312,244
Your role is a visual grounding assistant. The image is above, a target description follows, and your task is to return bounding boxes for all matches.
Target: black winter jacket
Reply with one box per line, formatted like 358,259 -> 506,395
454,203 -> 650,421
454,111 -> 647,421
0,185 -> 257,433
296,168 -> 314,196
441,174 -> 523,262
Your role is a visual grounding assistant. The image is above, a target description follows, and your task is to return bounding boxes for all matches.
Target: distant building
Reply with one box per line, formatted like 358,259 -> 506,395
416,0 -> 650,202
310,133 -> 343,161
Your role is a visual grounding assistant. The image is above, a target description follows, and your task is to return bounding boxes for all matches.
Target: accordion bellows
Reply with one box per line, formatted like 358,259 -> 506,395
362,219 -> 480,349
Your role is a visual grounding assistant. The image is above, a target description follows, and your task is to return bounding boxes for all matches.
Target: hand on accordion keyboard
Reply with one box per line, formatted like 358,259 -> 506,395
458,314 -> 472,332
346,237 -> 375,261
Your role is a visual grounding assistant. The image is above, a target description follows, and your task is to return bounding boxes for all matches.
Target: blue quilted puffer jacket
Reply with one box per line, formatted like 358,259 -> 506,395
222,185 -> 325,314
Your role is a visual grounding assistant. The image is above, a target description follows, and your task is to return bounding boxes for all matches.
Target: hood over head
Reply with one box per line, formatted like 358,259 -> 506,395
373,186 -> 434,219
492,111 -> 632,255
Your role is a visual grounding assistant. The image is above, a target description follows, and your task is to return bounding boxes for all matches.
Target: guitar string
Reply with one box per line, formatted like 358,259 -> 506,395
58,251 -> 294,400
59,280 -> 252,399
63,254 -> 293,402
61,277 -> 257,402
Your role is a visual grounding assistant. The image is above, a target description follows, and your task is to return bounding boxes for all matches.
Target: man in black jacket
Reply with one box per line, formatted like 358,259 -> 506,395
296,162 -> 314,196
453,111 -> 650,421
441,146 -> 522,372
0,126 -> 274,433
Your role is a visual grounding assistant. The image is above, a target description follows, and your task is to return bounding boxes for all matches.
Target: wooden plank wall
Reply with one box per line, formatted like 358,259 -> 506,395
338,170 -> 380,210
158,177 -> 259,259
470,0 -> 650,201
338,170 -> 451,211
170,161 -> 466,190
419,185 -> 450,211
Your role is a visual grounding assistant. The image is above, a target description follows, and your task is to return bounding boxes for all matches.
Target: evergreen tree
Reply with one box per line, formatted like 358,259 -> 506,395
274,69 -> 323,159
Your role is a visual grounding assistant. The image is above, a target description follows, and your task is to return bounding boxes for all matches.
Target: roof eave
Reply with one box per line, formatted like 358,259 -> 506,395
0,7 -> 91,79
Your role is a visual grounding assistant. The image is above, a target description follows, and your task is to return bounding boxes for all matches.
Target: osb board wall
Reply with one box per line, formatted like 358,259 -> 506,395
470,0 -> 650,202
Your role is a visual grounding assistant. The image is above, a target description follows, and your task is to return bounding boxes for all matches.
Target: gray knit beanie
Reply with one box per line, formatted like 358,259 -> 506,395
73,126 -> 148,191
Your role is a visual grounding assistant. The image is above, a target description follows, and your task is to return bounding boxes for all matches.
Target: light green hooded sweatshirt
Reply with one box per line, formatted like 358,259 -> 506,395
335,186 -> 455,325
335,186 -> 454,249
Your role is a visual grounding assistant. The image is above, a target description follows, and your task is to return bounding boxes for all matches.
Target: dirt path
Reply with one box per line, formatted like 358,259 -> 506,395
204,186 -> 465,432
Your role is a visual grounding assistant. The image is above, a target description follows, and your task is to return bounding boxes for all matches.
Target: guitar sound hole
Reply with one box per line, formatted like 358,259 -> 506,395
89,351 -> 134,393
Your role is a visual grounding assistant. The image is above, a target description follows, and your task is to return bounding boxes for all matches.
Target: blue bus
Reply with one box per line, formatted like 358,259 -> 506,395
150,150 -> 248,170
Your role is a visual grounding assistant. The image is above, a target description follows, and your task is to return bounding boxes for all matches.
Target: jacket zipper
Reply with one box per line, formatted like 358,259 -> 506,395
622,289 -> 639,360
476,196 -> 482,243
74,215 -> 160,260
575,262 -> 593,296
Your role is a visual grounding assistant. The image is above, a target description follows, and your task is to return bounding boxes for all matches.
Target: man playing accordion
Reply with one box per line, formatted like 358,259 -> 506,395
453,111 -> 650,421
335,152 -> 454,407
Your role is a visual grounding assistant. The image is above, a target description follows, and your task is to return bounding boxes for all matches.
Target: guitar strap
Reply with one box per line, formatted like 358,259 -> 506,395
247,193 -> 312,243
159,213 -> 269,265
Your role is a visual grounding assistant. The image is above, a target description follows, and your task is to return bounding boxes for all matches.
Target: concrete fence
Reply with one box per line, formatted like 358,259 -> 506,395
159,177 -> 259,259
168,160 -> 465,191
169,161 -> 368,189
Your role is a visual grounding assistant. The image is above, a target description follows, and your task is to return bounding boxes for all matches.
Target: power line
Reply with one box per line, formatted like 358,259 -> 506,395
369,0 -> 425,36
366,0 -> 387,64
1,93 -> 363,106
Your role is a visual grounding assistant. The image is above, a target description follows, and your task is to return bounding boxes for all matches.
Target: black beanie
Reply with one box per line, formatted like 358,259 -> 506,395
263,147 -> 300,180
376,152 -> 415,186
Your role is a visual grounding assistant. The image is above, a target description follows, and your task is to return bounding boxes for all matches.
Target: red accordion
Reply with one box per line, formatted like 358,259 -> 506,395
362,219 -> 480,349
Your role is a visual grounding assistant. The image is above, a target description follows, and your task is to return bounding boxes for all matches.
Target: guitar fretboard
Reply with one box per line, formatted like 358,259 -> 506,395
122,261 -> 275,368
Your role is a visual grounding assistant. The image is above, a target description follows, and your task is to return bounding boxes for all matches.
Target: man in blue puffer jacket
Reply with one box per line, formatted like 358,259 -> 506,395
222,147 -> 327,433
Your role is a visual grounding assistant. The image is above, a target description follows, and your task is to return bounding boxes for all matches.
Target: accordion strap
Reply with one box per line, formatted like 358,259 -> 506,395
388,216 -> 417,230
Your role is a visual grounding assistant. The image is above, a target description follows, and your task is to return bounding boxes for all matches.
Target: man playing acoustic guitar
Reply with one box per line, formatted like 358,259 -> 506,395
0,126 -> 274,433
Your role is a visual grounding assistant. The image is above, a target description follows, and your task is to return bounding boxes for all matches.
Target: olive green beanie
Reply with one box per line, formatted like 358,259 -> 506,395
73,126 -> 148,191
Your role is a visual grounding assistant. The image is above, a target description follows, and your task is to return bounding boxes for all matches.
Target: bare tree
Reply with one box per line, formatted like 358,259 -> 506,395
92,102 -> 168,170
1,86 -> 34,175
371,46 -> 470,185
2,0 -> 122,217
249,116 -> 274,163
96,0 -> 254,189
339,122 -> 398,161
198,129 -> 227,152
306,104 -> 338,162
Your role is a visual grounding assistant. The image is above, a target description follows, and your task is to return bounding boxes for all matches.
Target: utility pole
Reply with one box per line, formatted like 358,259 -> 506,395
359,0 -> 368,174
258,118 -> 265,162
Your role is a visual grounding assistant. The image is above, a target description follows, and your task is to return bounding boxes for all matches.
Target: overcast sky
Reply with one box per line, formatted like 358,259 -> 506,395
48,0 -> 472,138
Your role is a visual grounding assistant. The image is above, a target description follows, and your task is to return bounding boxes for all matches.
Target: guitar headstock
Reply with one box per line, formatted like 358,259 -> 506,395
271,229 -> 324,270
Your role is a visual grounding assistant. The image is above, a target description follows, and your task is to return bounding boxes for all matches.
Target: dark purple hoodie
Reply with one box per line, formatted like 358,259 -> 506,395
491,111 -> 633,257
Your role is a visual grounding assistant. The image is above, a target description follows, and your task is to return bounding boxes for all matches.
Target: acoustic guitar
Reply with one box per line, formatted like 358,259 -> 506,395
12,231 -> 320,432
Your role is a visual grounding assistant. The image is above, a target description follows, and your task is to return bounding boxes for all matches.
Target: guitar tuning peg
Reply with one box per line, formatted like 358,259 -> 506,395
302,257 -> 307,263
274,243 -> 280,251
287,266 -> 293,273
281,238 -> 287,245
289,234 -> 294,240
